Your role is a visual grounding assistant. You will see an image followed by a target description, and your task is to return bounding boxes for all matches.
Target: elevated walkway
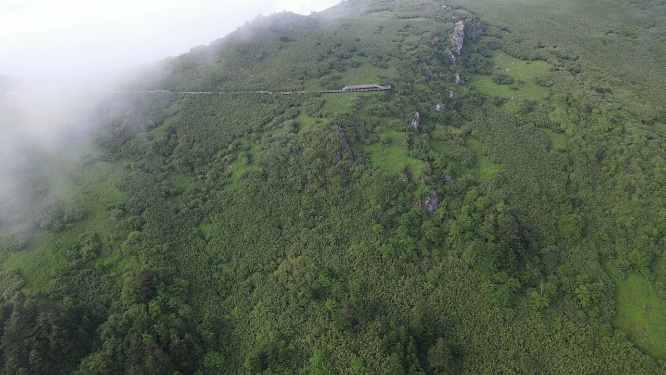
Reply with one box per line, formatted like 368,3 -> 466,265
111,84 -> 391,95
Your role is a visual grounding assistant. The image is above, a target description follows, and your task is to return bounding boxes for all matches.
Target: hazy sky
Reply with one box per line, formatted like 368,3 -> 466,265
0,0 -> 340,77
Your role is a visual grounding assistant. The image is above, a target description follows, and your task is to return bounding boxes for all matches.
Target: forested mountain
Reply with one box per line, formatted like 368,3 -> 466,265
1,0 -> 666,373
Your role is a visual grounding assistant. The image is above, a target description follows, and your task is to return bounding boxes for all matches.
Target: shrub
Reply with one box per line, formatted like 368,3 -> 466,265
492,72 -> 514,85
487,39 -> 504,50
284,107 -> 300,119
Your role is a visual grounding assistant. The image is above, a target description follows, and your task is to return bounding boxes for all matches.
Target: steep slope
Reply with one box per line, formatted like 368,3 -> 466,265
1,0 -> 665,373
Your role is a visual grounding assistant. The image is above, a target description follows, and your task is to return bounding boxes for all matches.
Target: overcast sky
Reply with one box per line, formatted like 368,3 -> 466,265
0,0 -> 340,77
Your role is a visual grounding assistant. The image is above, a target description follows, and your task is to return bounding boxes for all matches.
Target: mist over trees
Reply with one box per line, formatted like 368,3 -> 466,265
1,0 -> 666,373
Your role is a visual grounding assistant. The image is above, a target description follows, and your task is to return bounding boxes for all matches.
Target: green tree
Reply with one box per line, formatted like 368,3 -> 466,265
519,355 -> 539,374
628,249 -> 650,269
428,338 -> 452,374
309,348 -> 336,375
528,283 -> 557,310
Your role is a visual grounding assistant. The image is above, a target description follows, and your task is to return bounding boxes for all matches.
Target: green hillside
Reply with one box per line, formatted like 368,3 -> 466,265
1,0 -> 665,373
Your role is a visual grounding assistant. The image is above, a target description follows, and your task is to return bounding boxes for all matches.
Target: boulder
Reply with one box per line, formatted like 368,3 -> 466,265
411,112 -> 420,130
423,191 -> 439,214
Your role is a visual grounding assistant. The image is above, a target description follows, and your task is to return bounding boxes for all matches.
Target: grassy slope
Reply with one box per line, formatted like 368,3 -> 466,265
470,50 -> 551,108
465,136 -> 501,181
448,0 -> 666,110
1,0 -> 664,371
0,141 -> 132,289
613,270 -> 666,360
452,0 -> 666,360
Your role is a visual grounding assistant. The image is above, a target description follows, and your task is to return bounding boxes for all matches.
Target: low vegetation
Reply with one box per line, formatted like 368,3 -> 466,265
1,0 -> 665,373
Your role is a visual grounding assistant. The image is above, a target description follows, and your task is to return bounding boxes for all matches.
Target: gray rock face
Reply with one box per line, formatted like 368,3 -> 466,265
422,164 -> 432,175
451,20 -> 465,55
451,54 -> 456,66
434,103 -> 445,111
423,191 -> 439,214
411,112 -> 420,130
455,74 -> 461,84
471,23 -> 484,36
425,68 -> 433,78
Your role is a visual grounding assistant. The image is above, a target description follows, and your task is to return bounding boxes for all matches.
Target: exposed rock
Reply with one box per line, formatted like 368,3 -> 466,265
449,90 -> 455,97
450,20 -> 465,55
470,23 -> 484,36
411,112 -> 420,130
451,54 -> 456,66
444,175 -> 452,181
423,190 -> 439,214
434,103 -> 445,111
425,68 -> 433,77
414,2 -> 423,7
455,74 -> 461,84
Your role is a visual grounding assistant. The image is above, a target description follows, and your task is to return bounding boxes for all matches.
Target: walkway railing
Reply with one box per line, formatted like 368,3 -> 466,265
111,85 -> 391,95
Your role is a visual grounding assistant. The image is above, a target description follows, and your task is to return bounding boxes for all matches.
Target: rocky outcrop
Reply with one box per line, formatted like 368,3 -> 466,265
434,103 -> 445,111
423,191 -> 439,214
425,68 -> 443,77
411,112 -> 420,130
455,74 -> 461,84
470,23 -> 484,36
451,20 -> 465,55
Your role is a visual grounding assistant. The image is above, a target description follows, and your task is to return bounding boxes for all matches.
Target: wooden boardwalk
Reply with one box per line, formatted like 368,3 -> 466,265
112,84 -> 391,96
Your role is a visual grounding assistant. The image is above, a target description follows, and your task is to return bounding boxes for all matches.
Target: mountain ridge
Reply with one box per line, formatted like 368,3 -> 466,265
0,0 -> 665,373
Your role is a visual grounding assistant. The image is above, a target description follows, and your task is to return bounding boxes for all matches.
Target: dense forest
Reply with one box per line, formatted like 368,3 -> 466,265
1,0 -> 666,373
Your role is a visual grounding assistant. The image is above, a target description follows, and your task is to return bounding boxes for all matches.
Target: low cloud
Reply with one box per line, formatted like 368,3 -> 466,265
0,0 -> 341,77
